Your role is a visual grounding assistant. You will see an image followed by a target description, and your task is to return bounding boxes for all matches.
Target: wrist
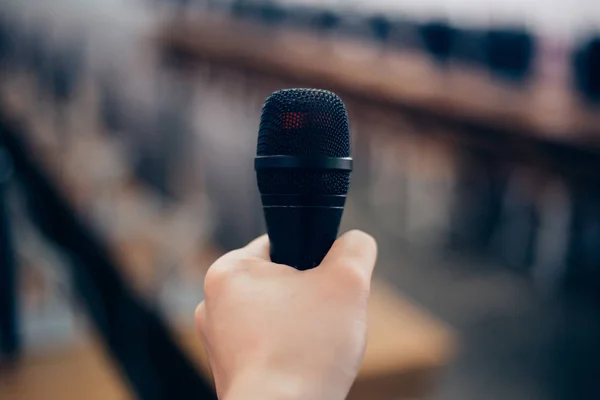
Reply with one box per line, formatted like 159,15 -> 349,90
222,369 -> 325,400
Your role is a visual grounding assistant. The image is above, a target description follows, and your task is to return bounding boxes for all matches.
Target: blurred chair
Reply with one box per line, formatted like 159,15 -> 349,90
132,93 -> 193,201
418,20 -> 456,67
531,180 -> 571,295
367,14 -> 420,56
138,44 -> 204,200
162,0 -> 196,18
319,11 -> 368,42
452,27 -> 487,67
98,75 -> 127,135
0,17 -> 17,73
43,38 -> 85,142
311,9 -> 341,37
256,1 -> 287,27
50,40 -> 84,106
0,17 -> 9,69
564,183 -> 600,296
368,15 -> 392,46
5,18 -> 28,72
490,170 -> 540,273
389,17 -> 421,51
25,26 -> 52,97
572,34 -> 600,104
483,26 -> 535,84
450,149 -> 508,254
230,0 -> 258,20
281,4 -> 321,31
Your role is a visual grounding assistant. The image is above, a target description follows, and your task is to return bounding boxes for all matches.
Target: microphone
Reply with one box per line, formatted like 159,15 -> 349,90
255,88 -> 352,270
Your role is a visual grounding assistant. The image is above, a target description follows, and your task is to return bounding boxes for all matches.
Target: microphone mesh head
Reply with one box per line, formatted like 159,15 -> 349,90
256,89 -> 351,195
257,89 -> 350,157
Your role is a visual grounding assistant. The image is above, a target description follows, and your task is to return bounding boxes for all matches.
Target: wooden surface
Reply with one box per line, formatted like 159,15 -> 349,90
0,340 -> 132,400
157,12 -> 600,149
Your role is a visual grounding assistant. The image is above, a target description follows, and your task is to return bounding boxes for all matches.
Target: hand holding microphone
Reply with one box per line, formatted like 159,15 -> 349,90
196,89 -> 378,400
196,231 -> 377,400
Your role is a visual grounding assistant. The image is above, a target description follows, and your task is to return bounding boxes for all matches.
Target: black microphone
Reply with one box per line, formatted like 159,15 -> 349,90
255,88 -> 352,270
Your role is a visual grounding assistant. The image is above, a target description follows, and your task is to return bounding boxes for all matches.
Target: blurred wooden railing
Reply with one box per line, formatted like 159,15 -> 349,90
157,12 -> 600,151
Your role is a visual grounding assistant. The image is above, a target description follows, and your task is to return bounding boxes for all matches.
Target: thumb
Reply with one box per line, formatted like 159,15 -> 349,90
319,230 -> 378,282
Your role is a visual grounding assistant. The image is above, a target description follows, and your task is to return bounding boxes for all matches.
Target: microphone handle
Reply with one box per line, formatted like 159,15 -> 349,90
263,206 -> 344,271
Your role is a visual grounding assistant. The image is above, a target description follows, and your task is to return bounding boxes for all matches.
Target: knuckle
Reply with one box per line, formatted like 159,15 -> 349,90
204,256 -> 236,297
203,265 -> 227,299
204,253 -> 263,298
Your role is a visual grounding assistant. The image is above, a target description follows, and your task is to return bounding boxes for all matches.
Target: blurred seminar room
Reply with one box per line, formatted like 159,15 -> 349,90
1,0 -> 600,399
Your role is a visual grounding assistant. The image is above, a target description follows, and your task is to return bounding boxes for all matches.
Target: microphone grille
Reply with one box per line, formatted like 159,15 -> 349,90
256,89 -> 351,196
257,88 -> 350,157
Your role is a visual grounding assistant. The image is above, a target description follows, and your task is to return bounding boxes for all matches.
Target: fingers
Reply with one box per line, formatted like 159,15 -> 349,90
320,230 -> 378,283
241,234 -> 270,261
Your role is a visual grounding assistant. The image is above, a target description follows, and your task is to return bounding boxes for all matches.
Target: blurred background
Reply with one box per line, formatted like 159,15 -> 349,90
1,0 -> 600,399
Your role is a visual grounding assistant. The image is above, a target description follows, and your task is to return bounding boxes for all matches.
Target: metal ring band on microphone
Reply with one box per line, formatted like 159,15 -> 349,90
255,156 -> 353,171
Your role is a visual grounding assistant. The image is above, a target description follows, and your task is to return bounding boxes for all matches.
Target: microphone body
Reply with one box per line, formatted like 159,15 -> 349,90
255,89 -> 352,270
263,203 -> 344,270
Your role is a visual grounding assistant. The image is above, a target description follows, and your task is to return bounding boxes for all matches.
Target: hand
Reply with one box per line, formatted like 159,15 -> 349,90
195,230 -> 378,400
